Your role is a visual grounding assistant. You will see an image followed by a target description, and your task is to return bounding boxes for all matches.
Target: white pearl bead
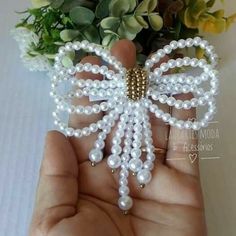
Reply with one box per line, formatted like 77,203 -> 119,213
98,132 -> 106,140
143,160 -> 154,170
170,40 -> 178,49
159,95 -> 168,104
162,113 -> 171,122
167,97 -> 175,106
183,101 -> 191,109
176,120 -> 184,129
168,59 -> 176,68
192,122 -> 201,130
119,177 -> 128,186
164,45 -> 172,54
66,127 -> 74,137
175,100 -> 183,109
147,152 -> 156,161
82,127 -> 91,136
137,169 -> 152,184
178,39 -> 186,48
107,155 -> 121,169
131,148 -> 142,159
118,196 -> 133,211
119,186 -> 130,196
120,169 -> 129,178
95,140 -> 105,149
129,159 -> 143,172
186,38 -> 194,47
111,145 -> 122,155
193,37 -> 201,46
74,130 -> 82,138
155,109 -> 164,118
89,149 -> 103,163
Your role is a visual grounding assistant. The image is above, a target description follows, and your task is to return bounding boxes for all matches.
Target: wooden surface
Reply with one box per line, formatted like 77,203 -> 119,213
0,1 -> 235,235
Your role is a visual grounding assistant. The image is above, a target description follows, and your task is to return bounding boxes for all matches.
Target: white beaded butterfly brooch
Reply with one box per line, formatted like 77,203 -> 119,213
50,37 -> 219,212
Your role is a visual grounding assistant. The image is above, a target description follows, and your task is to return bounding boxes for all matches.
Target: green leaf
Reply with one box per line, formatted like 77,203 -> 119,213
226,13 -> 236,29
102,34 -> 118,47
128,0 -> 137,12
190,0 -> 206,19
62,56 -> 74,67
196,47 -> 205,59
109,0 -> 130,17
81,25 -> 100,44
51,29 -> 61,39
95,0 -> 111,18
31,0 -> 52,8
61,0 -> 95,13
60,29 -> 79,42
28,8 -> 42,17
135,0 -> 149,13
212,9 -> 225,18
62,16 -> 71,25
206,0 -> 215,8
45,53 -> 56,59
62,50 -> 75,67
51,0 -> 64,8
199,15 -> 226,34
101,17 -> 120,29
102,34 -> 113,46
69,6 -> 95,25
135,0 -> 157,13
137,53 -> 147,65
122,15 -> 143,34
135,15 -> 148,28
184,7 -> 199,28
118,21 -> 137,40
148,14 -> 163,31
148,0 -> 158,12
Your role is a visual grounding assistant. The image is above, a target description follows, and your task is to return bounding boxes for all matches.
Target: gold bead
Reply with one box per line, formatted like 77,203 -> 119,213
125,68 -> 148,101
91,162 -> 96,167
139,184 -> 145,188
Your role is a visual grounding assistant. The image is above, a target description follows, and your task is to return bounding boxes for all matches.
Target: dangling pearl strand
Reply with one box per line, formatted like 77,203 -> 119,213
128,102 -> 144,177
88,108 -> 123,166
137,107 -> 155,187
118,110 -> 135,213
107,110 -> 131,171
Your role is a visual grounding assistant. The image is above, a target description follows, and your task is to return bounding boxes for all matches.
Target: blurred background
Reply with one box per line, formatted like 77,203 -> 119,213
0,0 -> 235,235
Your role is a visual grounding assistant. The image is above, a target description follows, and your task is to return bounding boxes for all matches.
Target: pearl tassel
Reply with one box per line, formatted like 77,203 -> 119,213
118,111 -> 134,213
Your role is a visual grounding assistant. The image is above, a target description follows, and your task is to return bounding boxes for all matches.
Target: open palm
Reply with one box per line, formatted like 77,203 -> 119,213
30,40 -> 207,236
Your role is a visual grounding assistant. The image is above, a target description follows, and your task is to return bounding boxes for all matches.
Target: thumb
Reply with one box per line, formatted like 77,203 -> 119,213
29,131 -> 78,235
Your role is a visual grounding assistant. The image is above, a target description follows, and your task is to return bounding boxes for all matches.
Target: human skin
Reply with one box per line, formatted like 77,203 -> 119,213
29,40 -> 207,236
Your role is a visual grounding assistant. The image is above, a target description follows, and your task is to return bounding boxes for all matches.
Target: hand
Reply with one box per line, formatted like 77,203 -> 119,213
29,40 -> 207,236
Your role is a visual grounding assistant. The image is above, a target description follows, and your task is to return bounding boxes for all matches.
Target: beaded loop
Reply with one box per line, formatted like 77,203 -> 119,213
51,37 -> 219,211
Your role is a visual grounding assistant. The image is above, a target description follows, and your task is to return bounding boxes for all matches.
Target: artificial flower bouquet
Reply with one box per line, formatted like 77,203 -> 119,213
12,0 -> 236,72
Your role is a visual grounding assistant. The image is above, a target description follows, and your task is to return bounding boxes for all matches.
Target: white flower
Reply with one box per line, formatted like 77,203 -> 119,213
50,38 -> 219,211
11,27 -> 52,72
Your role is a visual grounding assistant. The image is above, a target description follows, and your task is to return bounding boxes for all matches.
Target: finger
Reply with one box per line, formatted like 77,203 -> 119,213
69,56 -> 103,162
110,39 -> 136,69
105,40 -> 137,153
166,93 -> 200,177
30,131 -> 78,235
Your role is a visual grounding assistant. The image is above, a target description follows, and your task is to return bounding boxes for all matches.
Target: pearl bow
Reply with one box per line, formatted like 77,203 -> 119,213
50,37 -> 219,212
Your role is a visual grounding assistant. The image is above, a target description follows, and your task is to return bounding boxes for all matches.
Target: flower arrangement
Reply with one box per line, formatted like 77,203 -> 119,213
12,0 -> 236,72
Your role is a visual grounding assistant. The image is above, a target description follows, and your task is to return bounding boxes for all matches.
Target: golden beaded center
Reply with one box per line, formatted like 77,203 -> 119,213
126,68 -> 148,101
